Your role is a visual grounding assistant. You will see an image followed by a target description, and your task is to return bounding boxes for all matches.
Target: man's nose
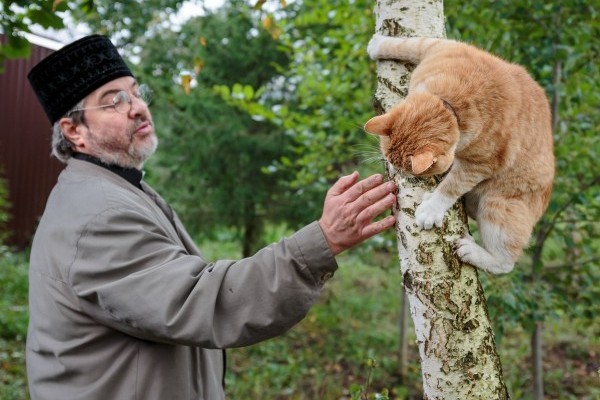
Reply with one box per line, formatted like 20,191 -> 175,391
128,96 -> 149,117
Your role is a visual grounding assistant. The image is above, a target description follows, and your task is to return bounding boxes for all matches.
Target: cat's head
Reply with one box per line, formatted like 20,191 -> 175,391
364,92 -> 460,177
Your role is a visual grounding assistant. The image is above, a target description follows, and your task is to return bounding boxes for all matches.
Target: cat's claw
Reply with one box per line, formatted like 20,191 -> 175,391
415,192 -> 454,230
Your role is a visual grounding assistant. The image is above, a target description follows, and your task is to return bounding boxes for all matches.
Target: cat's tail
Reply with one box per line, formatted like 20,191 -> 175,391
367,34 -> 450,64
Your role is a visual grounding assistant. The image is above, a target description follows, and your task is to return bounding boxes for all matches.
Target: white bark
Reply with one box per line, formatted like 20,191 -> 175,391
372,1 -> 509,398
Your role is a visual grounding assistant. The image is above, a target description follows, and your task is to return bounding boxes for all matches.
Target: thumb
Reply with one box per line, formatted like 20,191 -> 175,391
328,171 -> 359,196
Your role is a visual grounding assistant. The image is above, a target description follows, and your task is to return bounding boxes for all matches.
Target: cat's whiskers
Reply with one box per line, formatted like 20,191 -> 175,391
341,120 -> 368,131
350,141 -> 386,166
338,119 -> 388,166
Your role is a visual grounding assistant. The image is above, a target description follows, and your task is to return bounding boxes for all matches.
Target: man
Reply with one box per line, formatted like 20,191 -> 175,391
26,34 -> 396,399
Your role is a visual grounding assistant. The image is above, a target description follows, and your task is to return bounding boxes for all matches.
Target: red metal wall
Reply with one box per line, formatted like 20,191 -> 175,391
0,38 -> 65,248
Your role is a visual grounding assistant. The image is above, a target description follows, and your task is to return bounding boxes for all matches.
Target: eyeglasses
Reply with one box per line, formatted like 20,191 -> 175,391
69,84 -> 153,116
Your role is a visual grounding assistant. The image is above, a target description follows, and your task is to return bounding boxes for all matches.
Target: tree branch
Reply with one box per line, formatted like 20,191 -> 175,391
543,257 -> 600,270
536,174 -> 600,247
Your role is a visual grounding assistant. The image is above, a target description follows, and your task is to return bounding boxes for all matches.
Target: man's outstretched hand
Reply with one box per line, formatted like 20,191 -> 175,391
319,171 -> 397,255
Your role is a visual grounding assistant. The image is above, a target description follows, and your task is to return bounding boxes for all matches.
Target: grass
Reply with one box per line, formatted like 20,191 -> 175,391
1,241 -> 599,399
225,256 -> 407,399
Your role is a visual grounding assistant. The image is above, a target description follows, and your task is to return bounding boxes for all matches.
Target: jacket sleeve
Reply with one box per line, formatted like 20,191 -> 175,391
68,206 -> 338,349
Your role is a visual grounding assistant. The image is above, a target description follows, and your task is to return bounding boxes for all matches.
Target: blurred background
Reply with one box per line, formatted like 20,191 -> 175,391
0,0 -> 598,398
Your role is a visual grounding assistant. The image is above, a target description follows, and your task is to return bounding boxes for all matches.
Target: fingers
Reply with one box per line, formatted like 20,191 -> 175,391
319,173 -> 398,255
346,173 -> 385,202
327,171 -> 360,196
357,192 -> 397,225
355,190 -> 397,240
357,181 -> 397,211
361,215 -> 396,239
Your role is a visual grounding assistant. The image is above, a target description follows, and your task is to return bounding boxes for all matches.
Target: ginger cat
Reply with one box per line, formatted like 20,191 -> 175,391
364,34 -> 554,274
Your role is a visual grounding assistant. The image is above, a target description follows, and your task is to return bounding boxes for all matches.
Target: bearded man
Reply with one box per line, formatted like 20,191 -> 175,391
26,34 -> 397,400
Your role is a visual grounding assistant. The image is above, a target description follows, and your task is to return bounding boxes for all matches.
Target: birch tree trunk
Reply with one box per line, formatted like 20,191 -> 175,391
371,1 -> 510,398
397,289 -> 409,382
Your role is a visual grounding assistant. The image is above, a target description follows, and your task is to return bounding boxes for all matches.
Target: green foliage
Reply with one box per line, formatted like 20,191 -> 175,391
0,0 -> 71,70
268,0 -> 377,187
0,0 -> 185,70
0,247 -> 28,399
0,250 -> 28,340
0,248 -> 28,400
68,0 -> 185,47
216,0 -> 379,208
129,1 -> 297,255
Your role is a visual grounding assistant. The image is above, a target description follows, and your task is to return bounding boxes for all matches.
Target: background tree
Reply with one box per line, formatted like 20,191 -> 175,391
218,0 -> 380,212
133,0 -> 293,256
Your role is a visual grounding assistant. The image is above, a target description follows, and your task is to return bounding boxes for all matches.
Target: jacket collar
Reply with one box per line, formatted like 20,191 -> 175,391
72,153 -> 143,189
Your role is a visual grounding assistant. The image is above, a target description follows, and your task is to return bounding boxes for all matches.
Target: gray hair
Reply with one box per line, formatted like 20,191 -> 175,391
51,100 -> 85,163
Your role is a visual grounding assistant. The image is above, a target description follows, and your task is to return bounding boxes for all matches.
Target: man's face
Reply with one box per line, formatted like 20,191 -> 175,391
76,76 -> 158,169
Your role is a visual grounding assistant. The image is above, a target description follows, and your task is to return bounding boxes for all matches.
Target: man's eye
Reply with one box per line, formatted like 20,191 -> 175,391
113,91 -> 129,106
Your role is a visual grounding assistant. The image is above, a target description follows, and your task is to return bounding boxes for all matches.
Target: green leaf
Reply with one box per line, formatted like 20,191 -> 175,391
27,9 -> 65,29
243,85 -> 254,100
53,1 -> 71,12
2,36 -> 31,59
79,0 -> 96,13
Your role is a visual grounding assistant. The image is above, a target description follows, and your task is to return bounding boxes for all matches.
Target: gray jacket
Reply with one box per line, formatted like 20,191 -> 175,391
27,158 -> 337,399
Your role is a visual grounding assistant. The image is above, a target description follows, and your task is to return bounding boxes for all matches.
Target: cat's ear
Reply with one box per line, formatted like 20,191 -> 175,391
364,114 -> 393,136
410,151 -> 437,175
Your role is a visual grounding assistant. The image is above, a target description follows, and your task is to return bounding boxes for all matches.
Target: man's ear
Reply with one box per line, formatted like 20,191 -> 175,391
364,113 -> 393,136
59,117 -> 85,149
410,151 -> 437,175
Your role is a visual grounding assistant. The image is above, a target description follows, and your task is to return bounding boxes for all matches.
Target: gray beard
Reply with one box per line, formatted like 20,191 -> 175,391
86,129 -> 158,169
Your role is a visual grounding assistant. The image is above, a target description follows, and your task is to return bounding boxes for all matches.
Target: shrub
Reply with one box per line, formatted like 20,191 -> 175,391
0,250 -> 29,339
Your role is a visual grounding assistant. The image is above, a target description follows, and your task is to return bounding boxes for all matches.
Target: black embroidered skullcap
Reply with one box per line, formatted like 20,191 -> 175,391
28,34 -> 134,124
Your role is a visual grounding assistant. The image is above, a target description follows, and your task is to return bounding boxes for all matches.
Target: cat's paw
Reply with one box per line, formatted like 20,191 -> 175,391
367,34 -> 387,60
454,235 -> 483,264
415,192 -> 454,229
454,236 -> 515,274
